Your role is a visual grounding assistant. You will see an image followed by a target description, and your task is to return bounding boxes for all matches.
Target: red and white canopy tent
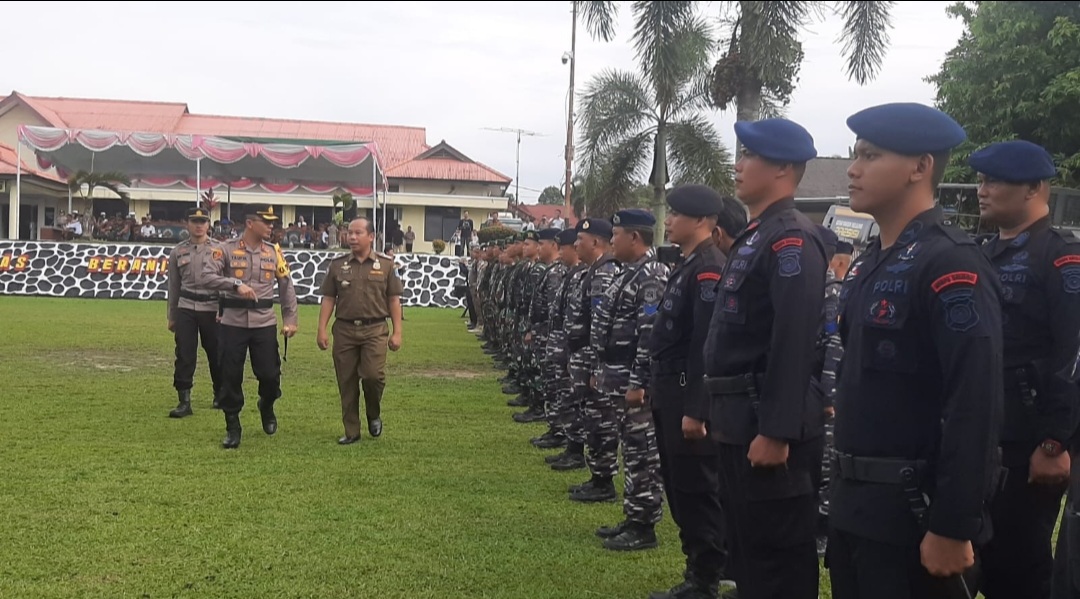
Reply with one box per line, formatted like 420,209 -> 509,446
15,124 -> 387,232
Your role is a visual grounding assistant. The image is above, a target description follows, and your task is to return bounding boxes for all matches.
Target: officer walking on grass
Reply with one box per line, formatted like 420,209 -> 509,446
166,206 -> 224,418
201,205 -> 299,449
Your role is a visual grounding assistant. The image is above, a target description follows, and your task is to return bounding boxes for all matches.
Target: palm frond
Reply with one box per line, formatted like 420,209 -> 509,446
577,69 -> 655,173
666,114 -> 735,194
737,0 -> 812,70
671,70 -> 716,121
758,91 -> 788,119
835,1 -> 895,84
630,0 -> 707,109
67,170 -> 133,201
582,132 -> 654,219
577,0 -> 619,42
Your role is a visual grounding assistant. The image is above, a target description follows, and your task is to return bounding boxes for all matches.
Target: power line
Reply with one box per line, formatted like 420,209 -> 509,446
480,127 -> 545,204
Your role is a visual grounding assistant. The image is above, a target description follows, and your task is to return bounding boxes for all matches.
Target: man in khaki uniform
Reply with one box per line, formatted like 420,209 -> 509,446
202,204 -> 299,449
317,218 -> 404,444
166,206 -> 223,418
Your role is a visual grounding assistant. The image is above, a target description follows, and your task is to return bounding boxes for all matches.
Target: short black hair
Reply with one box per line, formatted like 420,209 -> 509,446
717,196 -> 749,238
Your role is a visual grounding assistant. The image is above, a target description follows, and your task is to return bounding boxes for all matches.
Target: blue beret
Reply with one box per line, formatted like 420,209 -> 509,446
612,208 -> 655,229
969,140 -> 1056,183
576,217 -> 613,239
847,102 -> 966,155
734,118 -> 817,163
666,185 -> 723,217
555,229 -> 577,246
537,228 -> 560,241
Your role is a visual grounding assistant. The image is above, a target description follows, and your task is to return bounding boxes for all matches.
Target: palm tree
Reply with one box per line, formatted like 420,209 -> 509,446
710,1 -> 895,123
578,1 -> 733,239
67,170 -> 132,213
332,192 -> 356,225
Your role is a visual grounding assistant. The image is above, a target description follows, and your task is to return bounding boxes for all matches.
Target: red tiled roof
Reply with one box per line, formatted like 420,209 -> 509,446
0,91 -> 511,185
515,203 -> 577,226
0,142 -> 64,182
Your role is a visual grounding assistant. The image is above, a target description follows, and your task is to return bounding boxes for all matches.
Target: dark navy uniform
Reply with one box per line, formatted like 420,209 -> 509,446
648,186 -> 731,596
827,103 -> 1004,599
969,141 -> 1080,599
704,118 -> 827,599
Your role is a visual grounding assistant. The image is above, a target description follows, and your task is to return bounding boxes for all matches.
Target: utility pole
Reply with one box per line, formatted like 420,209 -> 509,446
563,2 -> 578,217
481,127 -> 543,207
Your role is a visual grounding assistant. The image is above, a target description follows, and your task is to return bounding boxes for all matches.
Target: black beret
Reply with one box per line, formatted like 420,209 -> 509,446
538,228 -> 560,241
576,217 -> 613,239
666,185 -> 723,217
556,229 -> 577,246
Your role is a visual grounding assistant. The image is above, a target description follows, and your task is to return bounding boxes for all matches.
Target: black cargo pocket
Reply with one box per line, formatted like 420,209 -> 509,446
715,272 -> 748,325
711,394 -> 758,445
861,297 -> 917,373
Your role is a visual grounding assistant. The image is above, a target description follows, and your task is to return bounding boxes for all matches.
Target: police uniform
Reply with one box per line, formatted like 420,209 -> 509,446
201,205 -> 300,449
827,104 -> 1004,599
546,231 -> 591,468
515,230 -> 549,423
646,186 -> 731,598
591,209 -> 669,550
568,218 -> 623,498
968,141 -> 1080,599
703,118 -> 827,599
166,206 -> 223,418
319,248 -> 404,443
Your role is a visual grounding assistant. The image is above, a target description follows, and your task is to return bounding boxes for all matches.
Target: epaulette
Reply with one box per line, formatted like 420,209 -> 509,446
375,251 -> 392,261
1050,227 -> 1080,244
940,224 -> 977,246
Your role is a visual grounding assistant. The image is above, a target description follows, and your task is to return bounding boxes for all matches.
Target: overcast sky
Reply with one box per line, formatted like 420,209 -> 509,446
3,1 -> 965,203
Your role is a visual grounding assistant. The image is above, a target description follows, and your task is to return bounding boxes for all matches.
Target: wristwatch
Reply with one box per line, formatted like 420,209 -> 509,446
1040,439 -> 1065,457
232,278 -> 243,290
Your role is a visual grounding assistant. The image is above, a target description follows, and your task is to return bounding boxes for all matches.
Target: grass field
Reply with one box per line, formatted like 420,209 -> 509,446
0,295 -> 835,598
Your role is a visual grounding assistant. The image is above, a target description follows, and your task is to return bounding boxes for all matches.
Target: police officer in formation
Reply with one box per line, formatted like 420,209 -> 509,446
529,228 -> 571,450
970,140 -> 1080,599
592,209 -> 669,550
165,206 -> 223,418
469,106 -> 1080,599
201,205 -> 299,449
648,187 -> 746,599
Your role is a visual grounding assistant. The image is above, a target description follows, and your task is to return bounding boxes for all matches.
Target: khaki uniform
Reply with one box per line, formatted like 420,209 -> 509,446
201,238 -> 299,415
319,251 -> 404,438
166,238 -> 224,396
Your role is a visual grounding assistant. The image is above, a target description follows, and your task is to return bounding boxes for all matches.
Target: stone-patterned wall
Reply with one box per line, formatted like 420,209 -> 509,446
0,241 -> 465,308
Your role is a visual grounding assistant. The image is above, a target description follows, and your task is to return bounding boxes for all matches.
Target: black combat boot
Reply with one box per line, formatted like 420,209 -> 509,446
507,395 -> 529,407
512,407 -> 546,423
595,519 -> 629,539
169,389 -> 193,418
534,431 -> 566,449
649,570 -> 721,599
257,398 -> 278,435
502,383 -> 521,395
570,476 -> 617,502
222,413 -> 242,449
602,521 -> 658,551
545,449 -> 570,464
551,451 -> 586,471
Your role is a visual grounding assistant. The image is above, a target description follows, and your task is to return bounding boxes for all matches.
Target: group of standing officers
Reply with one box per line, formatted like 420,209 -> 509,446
469,102 -> 1080,599
165,206 -> 403,450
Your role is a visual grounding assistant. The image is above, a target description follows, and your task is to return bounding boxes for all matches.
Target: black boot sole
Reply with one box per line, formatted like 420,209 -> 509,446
168,406 -> 192,418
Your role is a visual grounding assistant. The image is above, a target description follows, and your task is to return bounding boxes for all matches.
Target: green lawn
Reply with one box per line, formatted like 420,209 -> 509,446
0,296 -> 834,598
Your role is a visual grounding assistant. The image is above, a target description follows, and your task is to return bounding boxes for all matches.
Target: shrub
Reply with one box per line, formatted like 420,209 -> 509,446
432,239 -> 447,254
477,225 -> 515,244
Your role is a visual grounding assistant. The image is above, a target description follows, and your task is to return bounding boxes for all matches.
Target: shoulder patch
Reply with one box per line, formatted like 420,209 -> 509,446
697,271 -> 721,282
772,237 -> 804,252
211,248 -> 223,260
931,271 -> 978,293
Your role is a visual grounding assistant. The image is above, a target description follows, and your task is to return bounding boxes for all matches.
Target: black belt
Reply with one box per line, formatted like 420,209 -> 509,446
651,359 -> 688,376
703,373 -> 765,397
220,298 -> 273,310
831,451 -> 929,485
339,317 -> 386,326
600,346 -> 635,363
180,289 -> 215,302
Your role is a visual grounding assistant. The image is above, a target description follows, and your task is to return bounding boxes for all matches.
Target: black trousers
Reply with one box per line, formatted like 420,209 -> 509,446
464,289 -> 477,325
1051,446 -> 1080,599
217,324 -> 281,415
718,437 -> 822,599
653,401 -> 728,582
173,308 -> 221,395
981,443 -> 1065,599
827,527 -> 980,599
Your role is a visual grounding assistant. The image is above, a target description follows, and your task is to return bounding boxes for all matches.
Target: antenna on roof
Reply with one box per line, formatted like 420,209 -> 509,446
481,127 -> 545,205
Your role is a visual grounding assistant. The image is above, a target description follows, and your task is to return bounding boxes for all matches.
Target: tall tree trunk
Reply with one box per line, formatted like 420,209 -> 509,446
735,80 -> 763,159
651,125 -> 669,243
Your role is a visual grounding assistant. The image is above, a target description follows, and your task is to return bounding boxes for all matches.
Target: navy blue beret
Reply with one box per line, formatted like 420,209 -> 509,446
612,208 -> 655,229
556,229 -> 577,246
835,240 -> 854,256
576,217 -> 613,239
666,184 -> 723,217
847,102 -> 966,156
969,140 -> 1056,183
734,118 -> 817,163
538,227 -> 560,241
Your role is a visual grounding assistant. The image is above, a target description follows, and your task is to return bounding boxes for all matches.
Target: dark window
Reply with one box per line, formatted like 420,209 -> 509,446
424,206 -> 460,242
147,200 -> 193,222
388,184 -> 400,193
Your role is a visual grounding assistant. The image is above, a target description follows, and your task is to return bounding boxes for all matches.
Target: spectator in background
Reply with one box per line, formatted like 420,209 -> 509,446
140,217 -> 157,240
404,226 -> 416,253
457,211 -> 475,251
550,210 -> 565,229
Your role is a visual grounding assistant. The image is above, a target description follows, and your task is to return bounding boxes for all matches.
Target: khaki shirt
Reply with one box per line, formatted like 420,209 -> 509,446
319,252 -> 404,320
202,238 -> 299,329
167,238 -> 222,320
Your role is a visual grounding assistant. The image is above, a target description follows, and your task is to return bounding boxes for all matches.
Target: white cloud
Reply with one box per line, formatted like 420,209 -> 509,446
1,1 -> 965,202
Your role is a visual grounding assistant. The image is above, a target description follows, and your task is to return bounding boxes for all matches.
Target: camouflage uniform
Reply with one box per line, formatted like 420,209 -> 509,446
519,258 -> 548,408
817,269 -> 843,532
549,263 -> 588,435
593,248 -> 669,527
508,257 -> 532,385
580,252 -> 622,479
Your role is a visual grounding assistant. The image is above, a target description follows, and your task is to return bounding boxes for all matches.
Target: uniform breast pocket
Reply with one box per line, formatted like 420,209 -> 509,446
715,272 -> 747,325
860,297 -> 917,373
178,255 -> 192,267
260,261 -> 275,281
365,273 -> 386,288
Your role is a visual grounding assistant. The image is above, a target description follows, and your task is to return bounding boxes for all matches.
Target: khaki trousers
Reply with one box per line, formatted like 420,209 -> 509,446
332,319 -> 389,437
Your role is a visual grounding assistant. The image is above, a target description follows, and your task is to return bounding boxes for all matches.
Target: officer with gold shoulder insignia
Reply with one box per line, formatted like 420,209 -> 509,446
201,204 -> 299,449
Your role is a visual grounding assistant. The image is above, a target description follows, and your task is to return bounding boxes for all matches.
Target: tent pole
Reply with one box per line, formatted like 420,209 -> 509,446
195,159 -> 202,205
14,142 -> 22,240
372,158 -> 378,248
